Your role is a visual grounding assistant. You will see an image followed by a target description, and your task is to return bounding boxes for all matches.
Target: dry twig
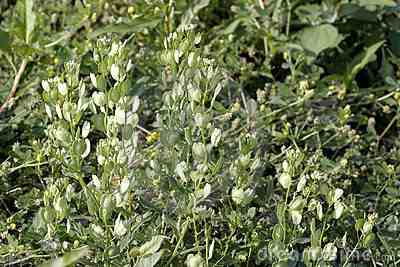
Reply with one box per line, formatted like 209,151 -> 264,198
0,59 -> 28,113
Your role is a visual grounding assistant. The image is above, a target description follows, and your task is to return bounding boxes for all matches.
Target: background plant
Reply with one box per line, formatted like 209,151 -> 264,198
0,0 -> 400,266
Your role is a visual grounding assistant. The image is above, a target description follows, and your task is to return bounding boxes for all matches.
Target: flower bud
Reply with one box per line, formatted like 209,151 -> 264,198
58,82 -> 68,96
114,214 -> 127,237
211,128 -> 222,147
93,92 -> 106,107
278,172 -> 291,189
42,80 -> 50,92
90,73 -> 97,88
192,143 -> 207,161
110,64 -> 120,81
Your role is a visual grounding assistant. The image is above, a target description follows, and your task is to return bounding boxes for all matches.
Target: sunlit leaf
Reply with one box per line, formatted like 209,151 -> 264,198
299,24 -> 341,56
89,18 -> 161,38
346,40 -> 384,85
40,247 -> 89,267
15,0 -> 36,44
135,252 -> 162,267
139,235 -> 166,256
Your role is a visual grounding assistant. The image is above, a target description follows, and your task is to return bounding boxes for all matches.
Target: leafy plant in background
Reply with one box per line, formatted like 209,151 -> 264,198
0,0 -> 400,266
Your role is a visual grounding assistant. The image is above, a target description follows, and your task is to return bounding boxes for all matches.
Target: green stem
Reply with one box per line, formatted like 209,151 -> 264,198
166,219 -> 189,265
8,161 -> 49,174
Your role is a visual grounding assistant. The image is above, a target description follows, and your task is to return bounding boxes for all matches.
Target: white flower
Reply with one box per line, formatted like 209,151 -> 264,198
45,104 -> 52,119
186,254 -> 204,267
299,80 -> 309,91
175,161 -> 188,181
110,64 -> 120,81
333,188 -> 344,203
91,175 -> 101,190
192,143 -> 207,160
81,138 -> 91,159
278,172 -> 291,189
231,187 -> 253,205
97,154 -> 105,165
41,80 -> 50,92
126,59 -> 133,72
211,128 -> 222,147
114,214 -> 127,237
188,52 -> 195,67
92,224 -> 104,236
93,92 -> 106,107
79,82 -> 86,97
115,107 -> 126,125
194,113 -> 207,128
55,104 -> 63,119
131,96 -> 140,113
290,210 -> 302,225
90,73 -> 97,88
120,177 -> 130,194
58,82 -> 68,96
334,202 -> 344,219
62,102 -> 72,122
54,196 -> 64,213
282,160 -> 289,172
296,175 -> 308,192
174,49 -> 182,64
317,202 -> 323,220
194,35 -> 202,45
82,121 -> 90,138
110,42 -> 119,56
203,183 -> 211,198
126,113 -> 138,126
322,243 -> 337,261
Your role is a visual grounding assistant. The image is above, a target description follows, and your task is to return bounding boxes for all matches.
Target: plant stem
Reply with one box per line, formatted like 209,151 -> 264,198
3,254 -> 50,266
0,59 -> 28,113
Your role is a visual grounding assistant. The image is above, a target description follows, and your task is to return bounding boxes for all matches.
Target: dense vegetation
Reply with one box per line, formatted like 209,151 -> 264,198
1,0 -> 400,266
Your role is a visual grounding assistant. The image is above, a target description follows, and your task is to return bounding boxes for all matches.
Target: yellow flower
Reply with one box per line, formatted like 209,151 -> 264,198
146,131 -> 160,144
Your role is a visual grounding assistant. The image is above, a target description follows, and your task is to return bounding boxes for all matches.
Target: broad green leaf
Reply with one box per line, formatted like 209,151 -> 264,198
135,252 -> 162,267
299,24 -> 341,56
15,0 -> 36,44
89,18 -> 161,38
347,40 -> 384,83
24,0 -> 36,44
40,247 -> 89,267
0,30 -> 11,53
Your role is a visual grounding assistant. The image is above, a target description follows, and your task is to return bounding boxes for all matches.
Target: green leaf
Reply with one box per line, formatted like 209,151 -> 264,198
15,0 -> 36,44
0,30 -> 11,53
356,0 -> 396,7
89,18 -> 161,38
347,40 -> 385,84
223,19 -> 242,35
139,235 -> 166,256
278,172 -> 291,189
40,247 -> 89,267
389,31 -> 400,57
24,0 -> 36,44
179,0 -> 210,28
299,24 -> 341,56
135,252 -> 162,267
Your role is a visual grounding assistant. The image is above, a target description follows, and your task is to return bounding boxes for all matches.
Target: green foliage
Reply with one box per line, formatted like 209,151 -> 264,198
0,0 -> 400,266
299,24 -> 341,56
